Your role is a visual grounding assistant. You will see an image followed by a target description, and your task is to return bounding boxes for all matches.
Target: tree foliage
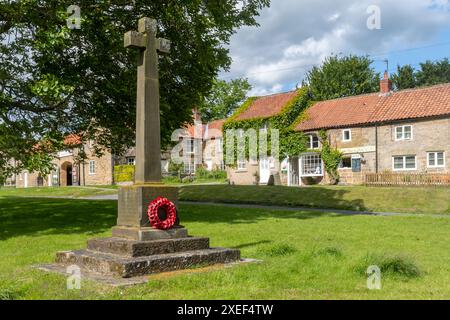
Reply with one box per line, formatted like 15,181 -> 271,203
0,0 -> 270,176
391,65 -> 416,90
198,78 -> 252,122
391,58 -> 450,90
306,55 -> 380,101
416,58 -> 450,87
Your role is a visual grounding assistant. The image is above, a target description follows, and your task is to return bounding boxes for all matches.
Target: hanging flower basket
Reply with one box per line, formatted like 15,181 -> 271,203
147,197 -> 177,230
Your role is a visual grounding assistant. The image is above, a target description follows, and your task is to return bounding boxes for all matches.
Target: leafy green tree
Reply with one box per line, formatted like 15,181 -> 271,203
306,55 -> 380,100
0,0 -> 269,176
416,58 -> 450,87
391,65 -> 416,90
198,78 -> 252,122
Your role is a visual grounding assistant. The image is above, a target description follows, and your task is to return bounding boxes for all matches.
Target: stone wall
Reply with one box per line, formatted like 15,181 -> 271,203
376,118 -> 450,173
227,161 -> 259,185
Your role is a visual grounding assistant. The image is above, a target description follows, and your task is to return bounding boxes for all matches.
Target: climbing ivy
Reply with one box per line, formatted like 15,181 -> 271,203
223,88 -> 311,164
319,130 -> 343,185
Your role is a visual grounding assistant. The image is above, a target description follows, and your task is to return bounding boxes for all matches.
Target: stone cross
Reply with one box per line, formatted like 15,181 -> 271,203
124,17 -> 171,184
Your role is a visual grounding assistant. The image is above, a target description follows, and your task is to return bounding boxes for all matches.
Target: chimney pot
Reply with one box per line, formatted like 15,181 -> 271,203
380,71 -> 393,95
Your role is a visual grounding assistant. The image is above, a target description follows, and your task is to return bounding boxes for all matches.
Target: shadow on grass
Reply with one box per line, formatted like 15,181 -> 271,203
0,189 -> 362,240
179,204 -> 350,225
0,197 -> 116,240
180,185 -> 368,212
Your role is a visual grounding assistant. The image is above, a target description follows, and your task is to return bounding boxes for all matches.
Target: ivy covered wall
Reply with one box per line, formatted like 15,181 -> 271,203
223,88 -> 312,164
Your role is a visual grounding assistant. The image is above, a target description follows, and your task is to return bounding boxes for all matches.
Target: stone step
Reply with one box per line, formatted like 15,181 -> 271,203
56,248 -> 241,278
87,237 -> 210,257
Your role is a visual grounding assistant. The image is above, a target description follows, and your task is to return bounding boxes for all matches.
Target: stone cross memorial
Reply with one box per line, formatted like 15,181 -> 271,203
50,18 -> 240,281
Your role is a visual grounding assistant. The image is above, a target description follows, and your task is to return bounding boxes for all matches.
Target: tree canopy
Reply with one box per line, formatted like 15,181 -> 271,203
305,55 -> 380,101
391,58 -> 450,90
0,0 -> 270,180
198,78 -> 252,122
391,65 -> 416,90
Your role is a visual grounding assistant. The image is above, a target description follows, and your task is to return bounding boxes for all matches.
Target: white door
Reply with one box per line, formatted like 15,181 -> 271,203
24,172 -> 28,188
259,157 -> 271,184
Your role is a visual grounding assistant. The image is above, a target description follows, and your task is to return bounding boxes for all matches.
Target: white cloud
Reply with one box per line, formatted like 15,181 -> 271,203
221,0 -> 450,95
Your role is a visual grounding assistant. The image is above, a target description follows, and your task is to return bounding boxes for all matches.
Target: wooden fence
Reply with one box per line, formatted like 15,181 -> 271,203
365,173 -> 450,186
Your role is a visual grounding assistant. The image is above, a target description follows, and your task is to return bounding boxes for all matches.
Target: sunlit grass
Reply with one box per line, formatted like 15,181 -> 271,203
0,197 -> 449,299
180,185 -> 450,215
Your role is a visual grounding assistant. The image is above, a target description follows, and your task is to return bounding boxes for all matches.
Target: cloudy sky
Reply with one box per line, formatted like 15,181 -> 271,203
220,0 -> 450,96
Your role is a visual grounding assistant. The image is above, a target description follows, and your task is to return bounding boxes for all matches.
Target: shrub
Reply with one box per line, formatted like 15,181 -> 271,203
114,165 -> 135,183
196,166 -> 227,180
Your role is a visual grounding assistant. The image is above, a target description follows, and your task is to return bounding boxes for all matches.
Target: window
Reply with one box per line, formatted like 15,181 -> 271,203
343,129 -> 352,142
395,125 -> 413,141
185,139 -> 195,154
393,155 -> 416,171
237,159 -> 247,171
184,161 -> 195,174
340,157 -> 352,168
127,157 -> 135,166
89,160 -> 96,174
301,154 -> 323,177
428,152 -> 445,168
308,135 -> 320,149
260,123 -> 268,134
216,138 -> 223,153
351,155 -> 362,173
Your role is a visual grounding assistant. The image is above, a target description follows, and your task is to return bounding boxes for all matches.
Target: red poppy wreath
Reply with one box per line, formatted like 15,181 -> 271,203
147,197 -> 177,230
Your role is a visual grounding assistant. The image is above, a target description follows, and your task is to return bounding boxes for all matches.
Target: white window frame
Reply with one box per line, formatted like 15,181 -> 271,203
237,159 -> 247,171
427,151 -> 445,168
300,153 -> 324,177
395,125 -> 413,141
127,157 -> 135,166
89,160 -> 96,175
342,129 -> 352,142
308,134 -> 320,149
392,155 -> 417,171
216,138 -> 223,153
185,138 -> 195,155
183,161 -> 195,174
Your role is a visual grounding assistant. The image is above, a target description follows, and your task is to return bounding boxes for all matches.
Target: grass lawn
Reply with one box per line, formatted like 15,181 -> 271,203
1,196 -> 449,299
0,186 -> 117,198
180,185 -> 450,215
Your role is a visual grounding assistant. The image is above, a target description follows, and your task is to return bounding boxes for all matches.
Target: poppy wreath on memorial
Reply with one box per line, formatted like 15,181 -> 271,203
147,197 -> 177,230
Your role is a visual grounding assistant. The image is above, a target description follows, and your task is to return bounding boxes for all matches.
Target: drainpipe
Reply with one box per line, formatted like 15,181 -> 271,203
82,144 -> 86,186
375,125 -> 379,173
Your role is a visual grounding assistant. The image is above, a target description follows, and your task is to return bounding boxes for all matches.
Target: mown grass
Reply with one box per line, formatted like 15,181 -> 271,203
180,185 -> 450,215
0,196 -> 449,299
0,186 -> 117,198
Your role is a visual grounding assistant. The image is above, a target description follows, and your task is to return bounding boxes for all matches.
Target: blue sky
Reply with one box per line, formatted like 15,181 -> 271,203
221,0 -> 450,96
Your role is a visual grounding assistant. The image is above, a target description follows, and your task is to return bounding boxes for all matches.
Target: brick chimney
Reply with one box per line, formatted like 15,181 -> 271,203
380,71 -> 393,95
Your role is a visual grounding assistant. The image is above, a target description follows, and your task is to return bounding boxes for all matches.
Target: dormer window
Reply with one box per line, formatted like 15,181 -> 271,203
343,129 -> 352,142
395,125 -> 413,141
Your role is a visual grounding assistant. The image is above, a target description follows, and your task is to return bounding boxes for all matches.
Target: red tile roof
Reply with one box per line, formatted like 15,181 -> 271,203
182,123 -> 205,139
206,119 -> 225,139
295,83 -> 450,131
63,134 -> 82,146
235,90 -> 299,121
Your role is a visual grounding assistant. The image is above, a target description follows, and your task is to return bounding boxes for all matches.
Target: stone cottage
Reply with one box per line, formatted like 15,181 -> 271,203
291,73 -> 450,185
